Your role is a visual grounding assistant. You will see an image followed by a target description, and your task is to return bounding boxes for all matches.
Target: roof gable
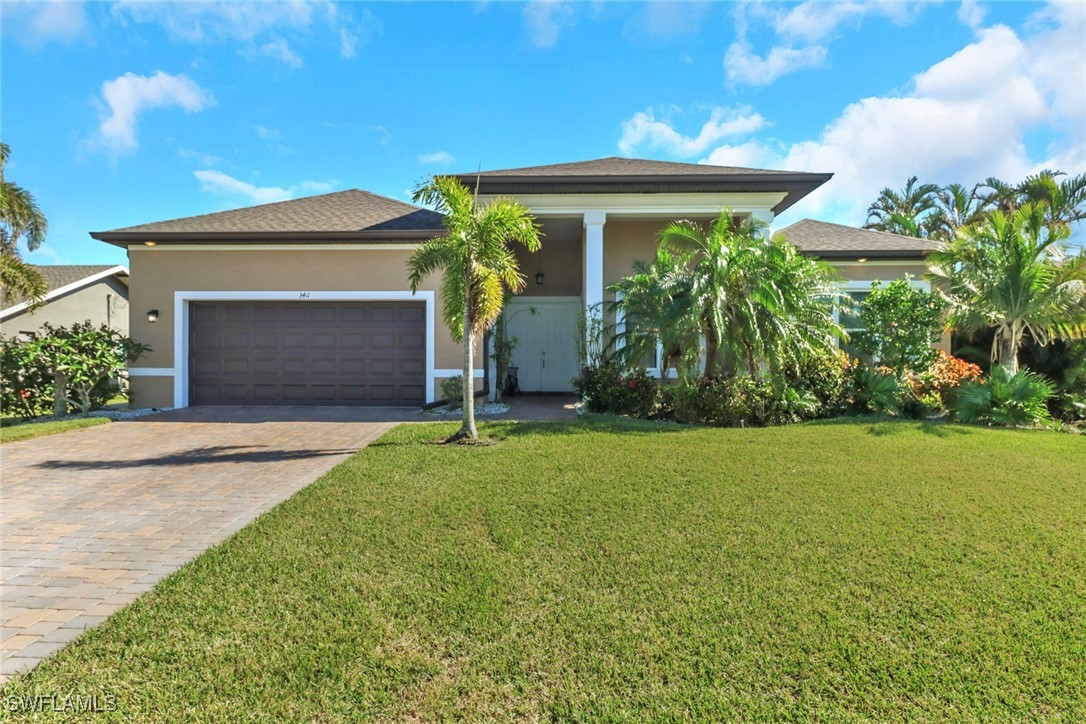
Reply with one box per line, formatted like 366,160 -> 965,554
465,156 -> 805,178
2,265 -> 128,317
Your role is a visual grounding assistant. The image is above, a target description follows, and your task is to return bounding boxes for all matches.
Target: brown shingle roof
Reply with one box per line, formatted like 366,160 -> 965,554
3,265 -> 128,312
466,156 -> 801,178
774,219 -> 934,259
91,189 -> 445,246
452,157 -> 832,215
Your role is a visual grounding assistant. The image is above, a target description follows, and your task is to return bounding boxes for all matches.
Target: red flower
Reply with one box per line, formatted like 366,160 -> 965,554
628,380 -> 637,388
18,389 -> 30,399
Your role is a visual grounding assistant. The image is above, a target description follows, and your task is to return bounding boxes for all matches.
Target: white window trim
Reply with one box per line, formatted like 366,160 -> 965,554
172,290 -> 436,408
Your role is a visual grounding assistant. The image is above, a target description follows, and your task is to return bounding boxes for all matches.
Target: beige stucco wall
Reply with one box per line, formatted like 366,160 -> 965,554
511,236 -> 582,297
127,247 -> 477,407
1,277 -> 130,338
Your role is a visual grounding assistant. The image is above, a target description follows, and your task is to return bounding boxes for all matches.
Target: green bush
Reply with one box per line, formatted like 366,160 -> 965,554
846,365 -> 903,415
665,376 -> 818,427
440,375 -> 465,409
853,278 -> 946,373
791,349 -> 849,416
952,367 -> 1054,426
573,362 -> 658,418
0,337 -> 54,419
0,323 -> 149,418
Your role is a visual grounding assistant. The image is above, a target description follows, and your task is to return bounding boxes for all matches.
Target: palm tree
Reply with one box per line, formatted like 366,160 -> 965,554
407,175 -> 541,441
0,141 -> 47,307
864,176 -> 940,237
925,183 -> 987,241
609,248 -> 700,378
1016,170 -> 1086,232
928,203 -> 1086,374
656,212 -> 844,380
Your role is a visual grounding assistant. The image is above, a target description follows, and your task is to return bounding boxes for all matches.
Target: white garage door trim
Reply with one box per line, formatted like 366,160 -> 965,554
172,290 -> 436,408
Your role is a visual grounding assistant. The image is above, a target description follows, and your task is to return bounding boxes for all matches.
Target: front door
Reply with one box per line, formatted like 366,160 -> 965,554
504,297 -> 581,393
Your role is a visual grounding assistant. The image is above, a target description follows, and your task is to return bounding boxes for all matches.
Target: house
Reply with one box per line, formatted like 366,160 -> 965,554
91,157 -> 933,409
0,265 -> 130,338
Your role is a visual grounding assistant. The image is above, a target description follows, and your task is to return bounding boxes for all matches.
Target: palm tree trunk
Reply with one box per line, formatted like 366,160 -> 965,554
704,321 -> 718,378
999,329 -> 1019,376
455,290 -> 478,442
53,372 -> 67,417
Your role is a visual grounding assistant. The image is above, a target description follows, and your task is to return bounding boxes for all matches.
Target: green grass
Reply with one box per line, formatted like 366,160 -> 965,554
4,419 -> 1085,720
0,416 -> 110,443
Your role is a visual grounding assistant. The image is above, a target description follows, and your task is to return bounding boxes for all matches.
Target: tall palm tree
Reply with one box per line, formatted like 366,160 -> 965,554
657,212 -> 844,380
864,176 -> 940,237
928,203 -> 1086,374
407,175 -> 541,441
0,141 -> 48,307
925,183 -> 987,241
1016,170 -> 1086,232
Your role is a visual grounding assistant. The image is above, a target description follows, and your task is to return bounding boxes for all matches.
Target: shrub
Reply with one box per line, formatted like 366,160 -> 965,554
441,375 -> 465,409
666,376 -> 818,427
573,362 -> 658,418
908,351 -> 983,409
853,278 -> 946,374
0,337 -> 53,419
791,349 -> 849,416
0,323 -> 149,417
846,364 -> 903,415
951,367 -> 1054,426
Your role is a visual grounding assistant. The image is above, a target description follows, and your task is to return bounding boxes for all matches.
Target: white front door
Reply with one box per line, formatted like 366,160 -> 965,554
504,297 -> 581,393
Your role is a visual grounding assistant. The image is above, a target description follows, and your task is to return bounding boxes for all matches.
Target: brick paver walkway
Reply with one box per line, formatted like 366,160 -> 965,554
0,407 -> 405,681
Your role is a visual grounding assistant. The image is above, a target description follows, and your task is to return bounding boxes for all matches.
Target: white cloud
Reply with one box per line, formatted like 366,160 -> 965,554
957,0 -> 987,30
177,148 -> 233,169
111,1 -> 380,65
725,1 -> 921,86
418,151 -> 456,166
252,124 -> 284,141
255,38 -> 304,68
724,42 -> 827,86
371,125 -> 392,147
1,1 -> 87,46
523,0 -> 574,48
90,71 -> 214,156
619,106 -> 767,157
194,170 -> 336,205
634,14 -> 1082,229
623,2 -> 711,43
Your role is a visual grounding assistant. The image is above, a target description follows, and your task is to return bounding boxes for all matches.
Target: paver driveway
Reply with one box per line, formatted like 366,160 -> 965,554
0,406 -> 416,681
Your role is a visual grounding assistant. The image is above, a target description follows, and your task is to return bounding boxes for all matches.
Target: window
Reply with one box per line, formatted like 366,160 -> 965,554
838,290 -> 870,360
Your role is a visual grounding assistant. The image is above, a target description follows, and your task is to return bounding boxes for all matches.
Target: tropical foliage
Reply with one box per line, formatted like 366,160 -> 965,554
865,169 -> 1086,241
951,367 -> 1055,427
928,204 -> 1086,374
610,211 -> 844,381
853,278 -> 947,374
0,141 -> 48,308
0,322 -> 149,419
407,175 -> 541,441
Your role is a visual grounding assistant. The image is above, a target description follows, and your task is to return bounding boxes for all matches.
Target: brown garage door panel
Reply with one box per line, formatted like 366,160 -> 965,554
189,301 -> 426,406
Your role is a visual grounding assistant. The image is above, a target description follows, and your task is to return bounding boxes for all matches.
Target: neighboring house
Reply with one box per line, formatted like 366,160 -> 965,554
0,265 -> 130,338
91,157 -> 929,410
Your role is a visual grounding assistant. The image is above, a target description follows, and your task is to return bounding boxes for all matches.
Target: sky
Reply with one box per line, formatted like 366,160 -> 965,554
2,0 -> 1084,266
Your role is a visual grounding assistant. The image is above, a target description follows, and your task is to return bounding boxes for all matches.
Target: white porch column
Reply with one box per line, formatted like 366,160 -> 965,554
583,209 -> 606,314
582,210 -> 606,363
751,209 -> 774,239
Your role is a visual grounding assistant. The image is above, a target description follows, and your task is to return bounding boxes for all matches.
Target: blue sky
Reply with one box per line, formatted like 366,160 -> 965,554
3,1 -> 1083,266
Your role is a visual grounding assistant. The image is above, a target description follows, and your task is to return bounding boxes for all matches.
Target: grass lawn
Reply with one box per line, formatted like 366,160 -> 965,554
0,416 -> 110,443
4,419 -> 1084,720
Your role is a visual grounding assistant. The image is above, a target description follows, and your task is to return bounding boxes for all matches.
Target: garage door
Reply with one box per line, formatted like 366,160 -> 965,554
189,301 -> 426,406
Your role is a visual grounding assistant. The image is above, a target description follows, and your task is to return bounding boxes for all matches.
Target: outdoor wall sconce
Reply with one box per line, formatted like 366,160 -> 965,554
535,272 -> 545,285
147,309 -> 159,323
856,257 -> 868,263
